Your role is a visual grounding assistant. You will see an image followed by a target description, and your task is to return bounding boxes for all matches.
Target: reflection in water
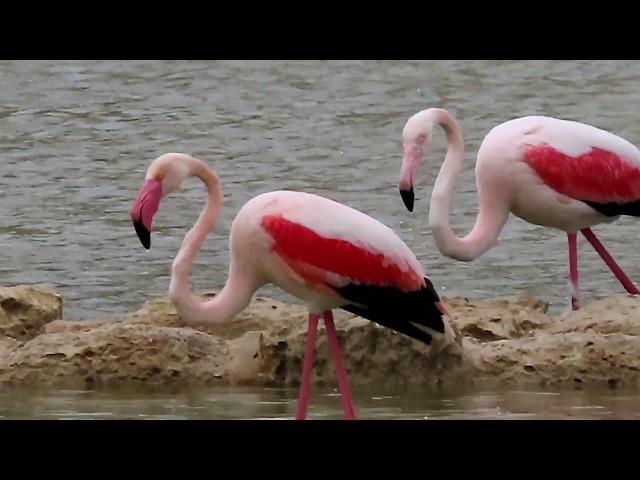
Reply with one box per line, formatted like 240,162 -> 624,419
1,387 -> 639,420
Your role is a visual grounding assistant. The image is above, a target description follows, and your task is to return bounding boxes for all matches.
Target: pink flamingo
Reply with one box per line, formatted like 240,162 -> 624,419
130,153 -> 453,420
398,108 -> 640,310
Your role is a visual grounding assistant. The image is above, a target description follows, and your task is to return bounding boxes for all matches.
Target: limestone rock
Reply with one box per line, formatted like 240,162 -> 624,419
126,291 -> 354,340
257,316 -> 470,389
0,323 -> 227,388
42,319 -> 112,334
445,296 -> 552,342
545,295 -> 640,337
0,337 -> 22,360
474,332 -> 640,390
224,331 -> 265,384
0,284 -> 62,341
2,283 -> 640,393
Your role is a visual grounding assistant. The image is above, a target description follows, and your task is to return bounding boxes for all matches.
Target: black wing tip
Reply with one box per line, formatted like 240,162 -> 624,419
133,220 -> 151,250
583,198 -> 640,217
427,313 -> 446,334
423,277 -> 446,334
336,281 -> 445,342
399,187 -> 414,212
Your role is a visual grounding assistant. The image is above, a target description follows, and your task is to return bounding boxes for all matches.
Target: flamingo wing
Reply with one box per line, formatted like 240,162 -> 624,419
521,119 -> 640,216
261,214 -> 424,292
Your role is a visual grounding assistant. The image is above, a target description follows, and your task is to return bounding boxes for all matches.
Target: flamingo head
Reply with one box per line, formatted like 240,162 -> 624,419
130,153 -> 194,249
399,111 -> 432,212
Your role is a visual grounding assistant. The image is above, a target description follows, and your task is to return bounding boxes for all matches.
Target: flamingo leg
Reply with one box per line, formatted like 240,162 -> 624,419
323,311 -> 357,420
295,313 -> 319,420
581,227 -> 640,295
568,233 -> 580,310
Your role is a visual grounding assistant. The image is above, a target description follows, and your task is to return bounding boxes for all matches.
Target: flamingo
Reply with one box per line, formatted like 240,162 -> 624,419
398,107 -> 640,311
130,153 -> 454,420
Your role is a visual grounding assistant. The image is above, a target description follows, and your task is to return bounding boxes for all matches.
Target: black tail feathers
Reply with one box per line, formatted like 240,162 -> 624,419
583,199 -> 640,217
336,277 -> 446,346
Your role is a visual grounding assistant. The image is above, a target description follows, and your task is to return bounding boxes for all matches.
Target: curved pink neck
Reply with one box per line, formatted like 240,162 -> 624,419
168,159 -> 254,325
426,108 -> 509,261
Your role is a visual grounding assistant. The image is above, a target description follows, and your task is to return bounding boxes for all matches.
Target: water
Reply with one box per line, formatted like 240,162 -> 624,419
0,386 -> 639,420
2,60 -> 640,419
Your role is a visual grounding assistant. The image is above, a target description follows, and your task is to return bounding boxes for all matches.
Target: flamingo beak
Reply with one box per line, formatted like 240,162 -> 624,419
399,143 -> 422,213
130,178 -> 163,250
399,187 -> 414,212
133,219 -> 151,250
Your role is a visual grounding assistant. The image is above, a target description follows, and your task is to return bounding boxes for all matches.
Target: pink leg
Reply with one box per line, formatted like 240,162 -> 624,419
296,314 -> 319,420
323,311 -> 357,420
568,233 -> 580,310
581,228 -> 640,295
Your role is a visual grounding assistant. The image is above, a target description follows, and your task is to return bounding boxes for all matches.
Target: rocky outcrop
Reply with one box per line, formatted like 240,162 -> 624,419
546,295 -> 640,337
473,331 -> 640,390
0,285 -> 63,341
126,292 -> 352,339
444,296 -> 552,342
1,285 -> 639,392
0,323 -> 227,388
464,294 -> 640,390
0,337 -> 22,359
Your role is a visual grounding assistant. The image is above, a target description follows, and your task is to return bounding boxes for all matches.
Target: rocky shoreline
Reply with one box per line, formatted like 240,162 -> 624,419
1,284 -> 639,391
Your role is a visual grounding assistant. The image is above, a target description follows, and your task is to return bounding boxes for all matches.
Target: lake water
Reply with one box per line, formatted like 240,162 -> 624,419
1,386 -> 639,420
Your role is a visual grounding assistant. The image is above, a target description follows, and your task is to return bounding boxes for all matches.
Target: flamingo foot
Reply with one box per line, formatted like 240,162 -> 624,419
296,314 -> 319,420
323,311 -> 357,420
581,228 -> 640,295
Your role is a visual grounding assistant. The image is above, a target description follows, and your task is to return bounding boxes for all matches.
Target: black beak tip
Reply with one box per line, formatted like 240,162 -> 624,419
133,220 -> 151,250
400,187 -> 415,212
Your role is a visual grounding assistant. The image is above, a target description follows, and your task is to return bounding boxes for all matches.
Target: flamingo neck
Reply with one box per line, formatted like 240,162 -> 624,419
168,159 -> 253,325
427,109 -> 507,261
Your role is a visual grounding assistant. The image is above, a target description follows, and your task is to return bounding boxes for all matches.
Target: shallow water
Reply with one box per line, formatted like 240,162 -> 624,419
3,60 -> 640,419
1,386 -> 639,420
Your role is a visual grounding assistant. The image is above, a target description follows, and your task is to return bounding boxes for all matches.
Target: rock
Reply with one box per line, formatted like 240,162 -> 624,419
257,316 -> 469,389
127,291 -> 467,389
445,296 -> 552,342
42,319 -> 112,334
0,337 -> 22,360
474,332 -> 640,390
0,284 -> 63,341
224,331 -> 265,385
1,284 -> 640,393
0,323 -> 227,388
545,295 -> 640,336
126,291 -> 354,340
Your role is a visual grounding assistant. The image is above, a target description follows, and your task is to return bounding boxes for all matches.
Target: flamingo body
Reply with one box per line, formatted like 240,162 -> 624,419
231,190 -> 446,342
475,115 -> 640,231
